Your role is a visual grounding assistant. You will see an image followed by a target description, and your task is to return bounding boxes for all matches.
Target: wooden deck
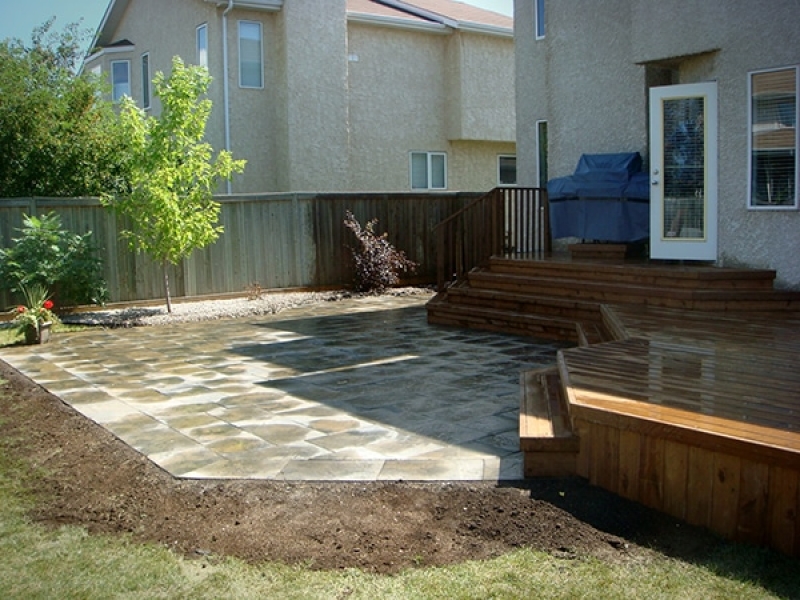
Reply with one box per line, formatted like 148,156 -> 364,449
558,305 -> 800,556
428,251 -> 800,555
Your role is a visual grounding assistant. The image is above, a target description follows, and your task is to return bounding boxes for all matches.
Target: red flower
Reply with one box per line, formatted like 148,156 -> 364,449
17,306 -> 26,313
43,300 -> 54,310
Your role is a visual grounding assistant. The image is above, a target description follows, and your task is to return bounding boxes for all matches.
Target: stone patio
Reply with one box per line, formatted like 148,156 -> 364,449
1,295 -> 568,481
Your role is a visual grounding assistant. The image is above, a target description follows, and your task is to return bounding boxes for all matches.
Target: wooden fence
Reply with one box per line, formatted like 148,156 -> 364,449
0,192 -> 476,308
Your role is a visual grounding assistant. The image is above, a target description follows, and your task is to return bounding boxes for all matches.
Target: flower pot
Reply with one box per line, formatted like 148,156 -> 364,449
24,321 -> 52,345
38,321 -> 52,344
24,325 -> 38,345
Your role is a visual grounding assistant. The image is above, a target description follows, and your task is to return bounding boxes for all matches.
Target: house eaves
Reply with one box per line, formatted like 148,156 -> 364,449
375,0 -> 512,37
347,12 -> 449,34
202,0 -> 283,11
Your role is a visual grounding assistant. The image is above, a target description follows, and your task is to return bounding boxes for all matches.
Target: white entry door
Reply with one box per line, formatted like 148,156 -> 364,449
649,82 -> 718,260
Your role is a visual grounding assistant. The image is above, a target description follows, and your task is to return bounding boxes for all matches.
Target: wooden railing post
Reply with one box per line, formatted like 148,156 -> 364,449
432,187 -> 550,292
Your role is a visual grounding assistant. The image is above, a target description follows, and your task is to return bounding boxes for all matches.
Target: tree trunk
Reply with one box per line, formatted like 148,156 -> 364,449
163,262 -> 173,314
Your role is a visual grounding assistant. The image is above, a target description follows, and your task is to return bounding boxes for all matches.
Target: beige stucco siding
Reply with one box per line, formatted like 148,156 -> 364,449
86,0 -> 516,196
226,9 -> 281,192
449,32 -> 515,143
347,22 -> 515,192
516,0 -> 800,287
347,24 -> 448,190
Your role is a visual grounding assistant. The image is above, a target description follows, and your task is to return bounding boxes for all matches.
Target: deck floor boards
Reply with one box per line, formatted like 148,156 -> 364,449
560,306 -> 800,454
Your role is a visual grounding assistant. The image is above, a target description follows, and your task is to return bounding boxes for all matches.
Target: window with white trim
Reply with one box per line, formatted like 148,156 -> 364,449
111,60 -> 130,102
749,66 -> 798,209
498,155 -> 517,186
535,0 -> 545,39
239,21 -> 263,88
197,23 -> 208,68
141,53 -> 151,110
410,152 -> 447,190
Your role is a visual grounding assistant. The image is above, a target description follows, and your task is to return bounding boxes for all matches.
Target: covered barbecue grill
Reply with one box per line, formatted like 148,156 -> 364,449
547,152 -> 650,243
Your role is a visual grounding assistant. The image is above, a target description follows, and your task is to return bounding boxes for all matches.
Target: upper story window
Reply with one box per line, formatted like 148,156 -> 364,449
535,0 -> 545,39
111,60 -> 131,102
197,23 -> 208,69
141,53 -> 151,110
410,152 -> 447,190
239,21 -> 263,88
498,155 -> 517,186
749,66 -> 798,209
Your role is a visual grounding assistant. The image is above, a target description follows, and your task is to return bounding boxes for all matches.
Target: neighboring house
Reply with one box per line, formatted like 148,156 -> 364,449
515,0 -> 800,288
84,0 -> 515,194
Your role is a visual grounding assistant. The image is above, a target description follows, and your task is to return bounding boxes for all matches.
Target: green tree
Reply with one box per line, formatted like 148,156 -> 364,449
0,19 -> 131,197
103,56 -> 245,312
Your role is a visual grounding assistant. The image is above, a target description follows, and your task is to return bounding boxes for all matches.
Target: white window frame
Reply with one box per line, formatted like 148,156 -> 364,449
410,151 -> 447,190
141,53 -> 151,110
197,23 -> 208,69
497,155 -> 517,187
238,20 -> 263,89
748,65 -> 799,210
111,59 -> 131,102
535,0 -> 545,40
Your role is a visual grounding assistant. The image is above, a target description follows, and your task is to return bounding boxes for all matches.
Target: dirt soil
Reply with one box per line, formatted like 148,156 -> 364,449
0,359 -> 723,575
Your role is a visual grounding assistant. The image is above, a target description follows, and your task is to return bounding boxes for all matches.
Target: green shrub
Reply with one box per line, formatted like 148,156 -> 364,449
0,212 -> 108,307
343,210 -> 417,293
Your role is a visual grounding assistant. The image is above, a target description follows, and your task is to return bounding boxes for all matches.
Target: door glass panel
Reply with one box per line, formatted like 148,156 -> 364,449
662,97 -> 705,239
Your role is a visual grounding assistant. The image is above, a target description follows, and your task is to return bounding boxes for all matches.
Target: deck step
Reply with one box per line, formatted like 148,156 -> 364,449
575,321 -> 611,347
520,366 -> 579,477
443,284 -> 603,323
427,299 -> 580,341
468,270 -> 800,311
487,256 -> 779,291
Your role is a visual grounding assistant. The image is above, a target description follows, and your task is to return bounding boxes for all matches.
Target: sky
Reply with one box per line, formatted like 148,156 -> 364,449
0,0 -> 514,45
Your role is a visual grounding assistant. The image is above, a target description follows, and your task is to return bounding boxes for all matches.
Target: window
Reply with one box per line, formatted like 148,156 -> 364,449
498,155 -> 517,186
749,66 -> 798,209
197,23 -> 208,68
537,120 -> 548,186
239,21 -> 263,88
410,152 -> 447,190
111,60 -> 130,102
141,53 -> 151,109
535,0 -> 545,39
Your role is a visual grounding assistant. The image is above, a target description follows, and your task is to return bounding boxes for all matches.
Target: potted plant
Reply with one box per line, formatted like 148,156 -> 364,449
12,284 -> 59,344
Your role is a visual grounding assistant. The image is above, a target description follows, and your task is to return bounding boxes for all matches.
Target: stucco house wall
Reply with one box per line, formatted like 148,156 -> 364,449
515,0 -> 800,288
346,23 -> 448,191
86,0 -> 516,195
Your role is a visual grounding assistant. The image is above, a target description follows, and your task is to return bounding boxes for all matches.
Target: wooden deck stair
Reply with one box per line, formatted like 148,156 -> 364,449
427,256 -> 800,342
520,366 -> 580,477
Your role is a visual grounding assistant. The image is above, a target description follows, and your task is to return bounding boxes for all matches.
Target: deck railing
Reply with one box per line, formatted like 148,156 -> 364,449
434,187 -> 550,291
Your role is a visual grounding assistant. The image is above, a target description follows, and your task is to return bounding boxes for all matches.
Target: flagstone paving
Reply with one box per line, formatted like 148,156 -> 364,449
1,295 -> 569,481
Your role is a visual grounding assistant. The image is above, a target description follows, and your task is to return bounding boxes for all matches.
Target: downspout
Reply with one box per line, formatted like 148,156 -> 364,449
222,0 -> 234,193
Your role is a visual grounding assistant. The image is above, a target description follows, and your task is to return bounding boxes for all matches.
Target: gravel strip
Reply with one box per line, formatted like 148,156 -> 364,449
59,287 -> 434,328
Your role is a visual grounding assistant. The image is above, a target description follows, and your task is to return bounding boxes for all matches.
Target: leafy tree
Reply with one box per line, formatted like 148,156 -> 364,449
0,19 -> 131,197
103,57 -> 245,312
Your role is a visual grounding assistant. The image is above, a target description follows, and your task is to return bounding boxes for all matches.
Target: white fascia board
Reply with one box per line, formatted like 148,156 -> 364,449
85,44 -> 136,62
203,0 -> 282,10
458,22 -> 513,38
376,0 -> 458,28
347,12 -> 449,34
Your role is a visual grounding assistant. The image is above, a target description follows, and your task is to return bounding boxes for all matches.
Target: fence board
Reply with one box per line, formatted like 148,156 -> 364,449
1,193 -> 473,308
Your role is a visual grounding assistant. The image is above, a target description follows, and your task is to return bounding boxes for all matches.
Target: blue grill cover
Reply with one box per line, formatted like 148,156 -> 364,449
547,152 -> 650,242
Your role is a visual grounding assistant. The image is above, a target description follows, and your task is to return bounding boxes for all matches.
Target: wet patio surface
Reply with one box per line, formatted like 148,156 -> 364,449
1,295 -> 567,481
